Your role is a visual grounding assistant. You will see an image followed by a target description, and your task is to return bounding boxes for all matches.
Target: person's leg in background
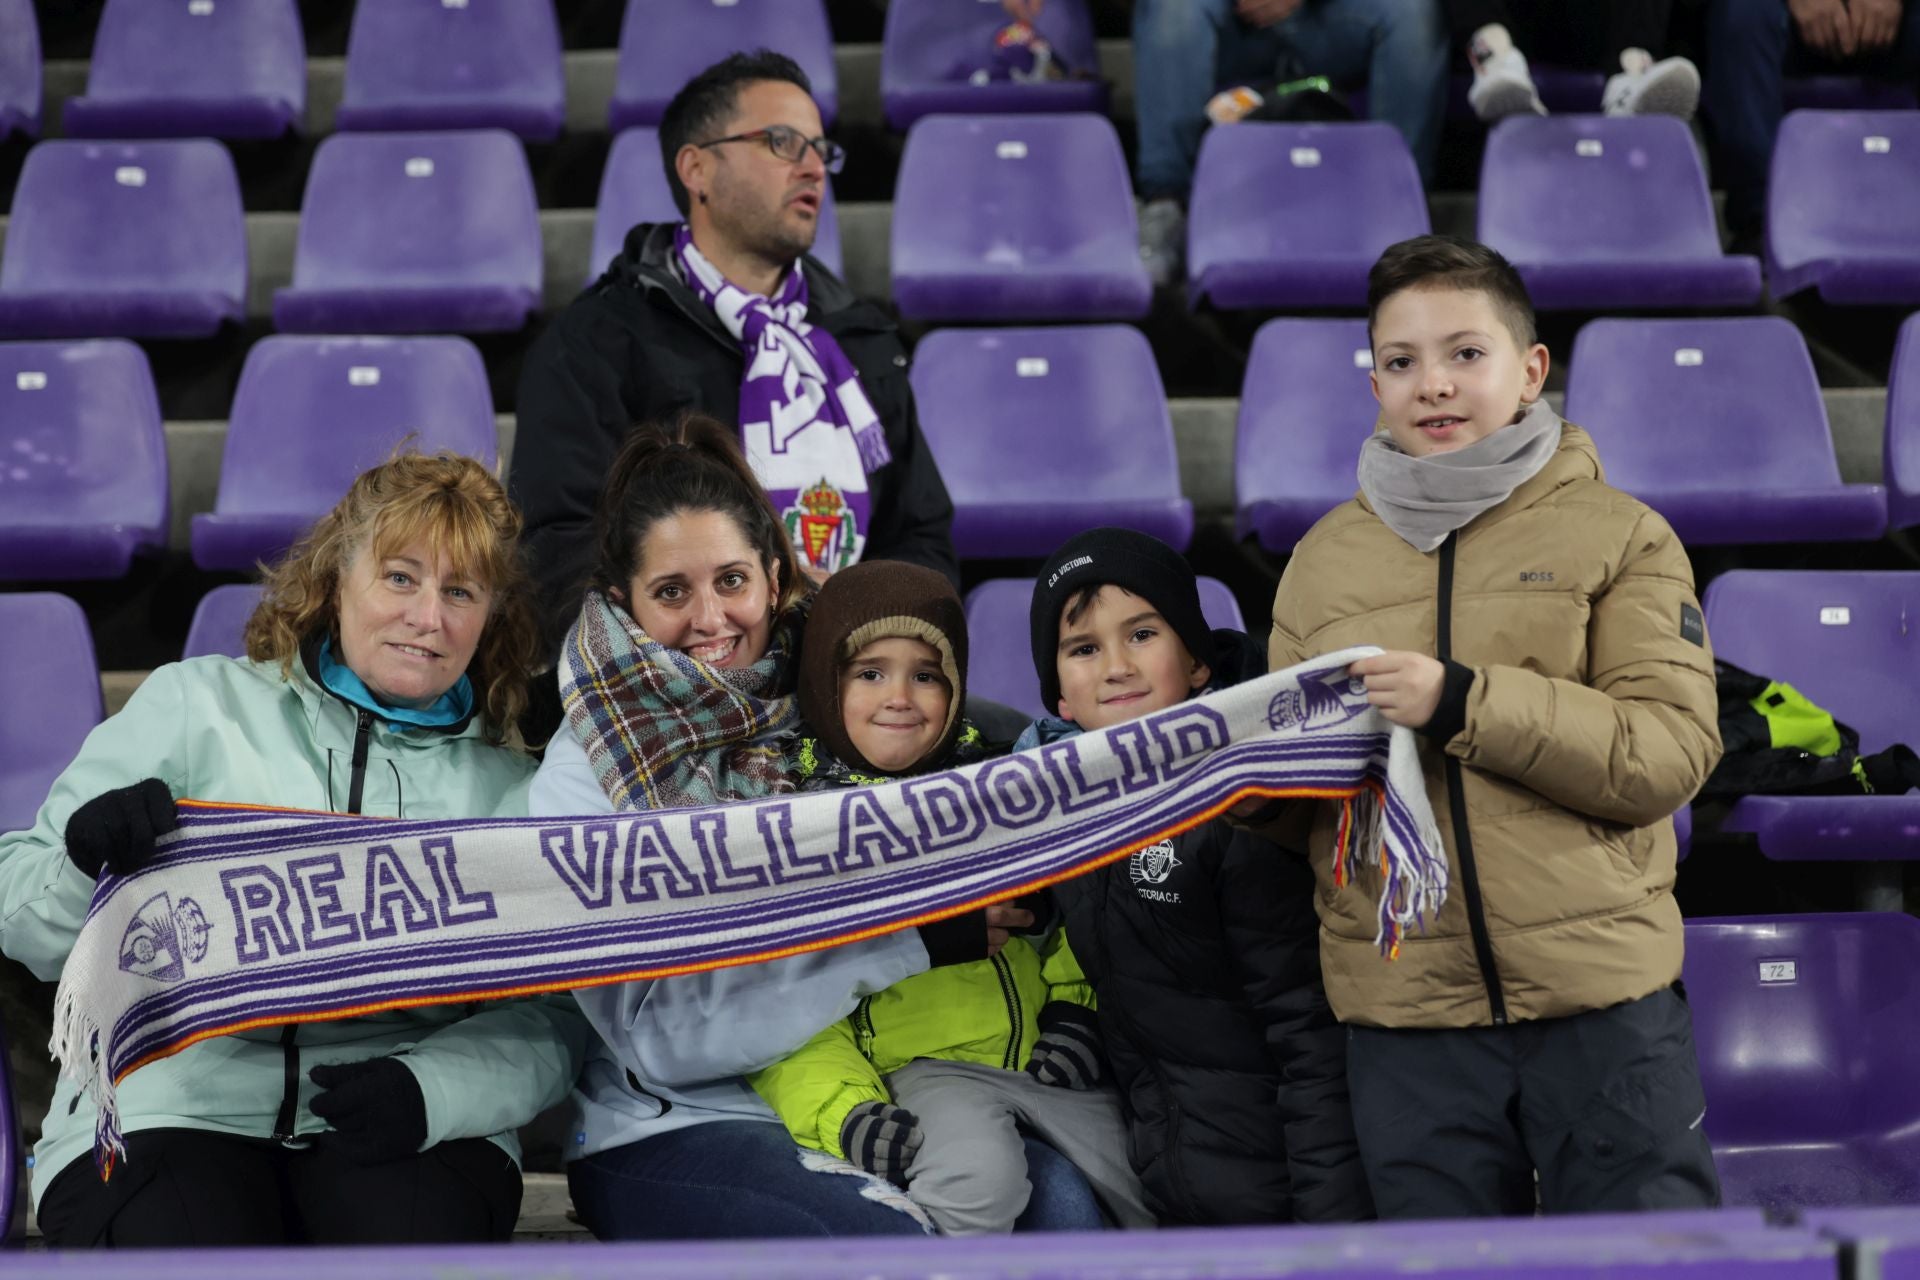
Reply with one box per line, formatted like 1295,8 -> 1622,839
1016,1135 -> 1111,1231
1275,0 -> 1450,185
1131,0 -> 1286,286
567,1121 -> 931,1240
1445,0 -> 1548,119
1703,0 -> 1794,241
1598,0 -> 1700,118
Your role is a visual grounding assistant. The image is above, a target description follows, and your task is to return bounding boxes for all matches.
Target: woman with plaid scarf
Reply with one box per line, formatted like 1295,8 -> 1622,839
531,414 -> 1105,1240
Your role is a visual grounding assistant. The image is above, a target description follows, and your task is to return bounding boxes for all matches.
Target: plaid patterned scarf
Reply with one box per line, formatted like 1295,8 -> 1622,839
52,648 -> 1443,1177
559,590 -> 803,812
674,226 -> 892,576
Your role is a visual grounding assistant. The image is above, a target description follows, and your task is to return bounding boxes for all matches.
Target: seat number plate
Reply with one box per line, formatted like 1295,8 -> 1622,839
1759,961 -> 1797,983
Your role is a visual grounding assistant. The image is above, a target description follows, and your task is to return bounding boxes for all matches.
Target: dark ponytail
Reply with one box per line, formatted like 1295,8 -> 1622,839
591,414 -> 807,616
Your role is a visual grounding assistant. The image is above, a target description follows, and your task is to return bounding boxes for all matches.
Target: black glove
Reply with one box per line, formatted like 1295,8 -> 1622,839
838,1100 -> 922,1187
64,778 -> 178,879
917,908 -> 990,967
1025,1001 -> 1105,1091
309,1057 -> 428,1164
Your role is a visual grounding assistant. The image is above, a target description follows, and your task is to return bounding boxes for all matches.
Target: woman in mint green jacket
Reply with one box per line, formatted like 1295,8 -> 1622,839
0,453 -> 587,1248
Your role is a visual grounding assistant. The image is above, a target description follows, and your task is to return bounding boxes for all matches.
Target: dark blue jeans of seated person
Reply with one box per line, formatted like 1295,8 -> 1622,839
568,1120 -> 1111,1238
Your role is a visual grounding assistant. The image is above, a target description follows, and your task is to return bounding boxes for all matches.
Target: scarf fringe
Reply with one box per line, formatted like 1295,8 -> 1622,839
51,983 -> 124,1178
1332,780 -> 1451,960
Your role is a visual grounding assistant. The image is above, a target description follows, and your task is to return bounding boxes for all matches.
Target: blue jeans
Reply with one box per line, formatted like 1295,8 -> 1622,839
1705,0 -> 1920,234
1134,0 -> 1448,196
568,1120 -> 1109,1239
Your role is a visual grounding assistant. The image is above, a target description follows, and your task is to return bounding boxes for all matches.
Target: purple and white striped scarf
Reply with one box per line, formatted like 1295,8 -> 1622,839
51,648 -> 1443,1176
674,226 -> 892,576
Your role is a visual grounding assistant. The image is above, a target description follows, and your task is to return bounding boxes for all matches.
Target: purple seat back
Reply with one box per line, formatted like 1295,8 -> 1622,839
1564,318 -> 1886,544
274,130 -> 542,335
589,127 -> 841,284
190,336 -> 498,572
1703,571 -> 1920,758
968,576 -> 1246,718
1783,77 -> 1920,112
184,584 -> 265,660
337,0 -> 563,141
1768,111 -> 1920,304
0,140 -> 246,339
881,0 -> 1105,129
0,1003 -> 16,1242
1236,319 -> 1376,551
609,0 -> 837,130
1684,913 -> 1920,1207
1888,314 -> 1920,530
0,0 -> 43,140
891,114 -> 1150,323
0,593 -> 102,836
1189,123 -> 1429,310
1479,116 -> 1761,309
64,0 -> 304,140
912,326 -> 1191,558
0,340 -> 169,579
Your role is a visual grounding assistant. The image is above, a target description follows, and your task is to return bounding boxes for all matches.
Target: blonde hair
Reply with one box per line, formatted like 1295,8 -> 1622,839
243,451 -> 537,744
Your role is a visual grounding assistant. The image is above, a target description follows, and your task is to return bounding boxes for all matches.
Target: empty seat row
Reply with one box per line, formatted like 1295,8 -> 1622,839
0,335 -> 497,579
1240,313 -> 1915,551
6,312 -> 1919,585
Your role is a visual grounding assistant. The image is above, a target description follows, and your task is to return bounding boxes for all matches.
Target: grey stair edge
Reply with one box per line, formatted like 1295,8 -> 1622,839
155,387 -> 1889,552
38,39 -> 1136,141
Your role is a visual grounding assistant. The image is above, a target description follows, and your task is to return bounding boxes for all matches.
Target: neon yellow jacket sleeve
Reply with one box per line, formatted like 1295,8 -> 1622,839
747,1013 -> 889,1158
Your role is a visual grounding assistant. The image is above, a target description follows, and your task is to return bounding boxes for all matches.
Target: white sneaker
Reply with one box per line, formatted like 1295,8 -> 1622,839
1603,52 -> 1701,120
1139,198 -> 1185,290
1468,44 -> 1546,122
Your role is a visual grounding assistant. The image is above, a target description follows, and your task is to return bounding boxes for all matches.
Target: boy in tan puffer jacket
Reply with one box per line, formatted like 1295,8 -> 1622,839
1261,234 -> 1724,1218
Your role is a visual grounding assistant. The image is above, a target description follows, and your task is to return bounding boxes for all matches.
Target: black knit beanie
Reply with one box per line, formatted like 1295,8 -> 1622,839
1029,528 -> 1214,715
799,560 -> 969,775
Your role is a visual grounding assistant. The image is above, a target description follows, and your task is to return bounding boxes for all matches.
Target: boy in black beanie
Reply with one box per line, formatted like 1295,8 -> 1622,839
749,559 -> 1153,1235
1017,528 -> 1372,1225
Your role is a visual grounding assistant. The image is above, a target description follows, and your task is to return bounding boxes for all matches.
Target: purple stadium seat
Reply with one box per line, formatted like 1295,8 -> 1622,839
183,583 -> 265,660
589,127 -> 842,285
1235,318 -> 1376,552
1889,314 -> 1920,530
608,0 -> 837,131
892,115 -> 1150,322
0,140 -> 246,340
1,1006 -> 16,1243
274,130 -> 542,335
1479,116 -> 1762,309
911,326 -> 1190,558
881,0 -> 1106,130
1767,111 -> 1920,305
1564,318 -> 1886,544
1187,123 -> 1429,310
64,0 -> 304,140
335,0 -> 563,141
0,340 -> 168,579
0,0 -> 43,141
191,336 -> 498,572
1684,913 -> 1920,1211
1703,571 -> 1920,862
969,576 -> 1244,718
1804,1207 -> 1920,1276
1676,805 -> 1693,863
1783,78 -> 1920,112
0,593 -> 102,835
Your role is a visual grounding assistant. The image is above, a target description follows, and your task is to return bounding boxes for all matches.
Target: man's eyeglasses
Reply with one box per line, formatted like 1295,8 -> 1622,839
698,124 -> 846,175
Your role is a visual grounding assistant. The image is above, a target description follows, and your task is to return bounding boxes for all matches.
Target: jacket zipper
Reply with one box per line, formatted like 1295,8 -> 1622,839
282,709 -> 377,1142
1437,533 -> 1509,1026
991,954 -> 1024,1071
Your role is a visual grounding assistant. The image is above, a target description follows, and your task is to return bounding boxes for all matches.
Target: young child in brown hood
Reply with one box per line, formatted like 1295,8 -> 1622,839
748,560 -> 1153,1235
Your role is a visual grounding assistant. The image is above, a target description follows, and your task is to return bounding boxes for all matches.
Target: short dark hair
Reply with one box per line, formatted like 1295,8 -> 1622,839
658,50 -> 814,217
1366,234 -> 1537,352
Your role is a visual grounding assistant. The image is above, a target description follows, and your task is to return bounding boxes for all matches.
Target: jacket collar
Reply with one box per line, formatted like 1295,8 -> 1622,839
296,632 -> 482,743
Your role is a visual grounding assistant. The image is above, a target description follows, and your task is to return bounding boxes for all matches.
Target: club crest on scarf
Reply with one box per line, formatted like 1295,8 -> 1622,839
117,892 -> 211,983
1268,664 -> 1370,733
784,478 -> 860,573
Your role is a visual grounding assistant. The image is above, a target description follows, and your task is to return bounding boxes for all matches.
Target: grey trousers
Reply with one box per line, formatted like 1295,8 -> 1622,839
1347,986 -> 1723,1219
887,1058 -> 1155,1235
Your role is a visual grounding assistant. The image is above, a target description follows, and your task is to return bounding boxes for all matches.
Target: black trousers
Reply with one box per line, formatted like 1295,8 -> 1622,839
1347,987 -> 1722,1219
1445,1 -> 1676,63
37,1128 -> 522,1247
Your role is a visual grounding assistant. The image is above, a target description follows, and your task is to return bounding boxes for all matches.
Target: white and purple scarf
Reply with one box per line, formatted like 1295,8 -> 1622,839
52,649 -> 1444,1176
674,227 -> 892,576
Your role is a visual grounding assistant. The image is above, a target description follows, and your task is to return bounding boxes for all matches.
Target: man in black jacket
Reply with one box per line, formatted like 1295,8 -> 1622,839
512,50 -> 958,656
